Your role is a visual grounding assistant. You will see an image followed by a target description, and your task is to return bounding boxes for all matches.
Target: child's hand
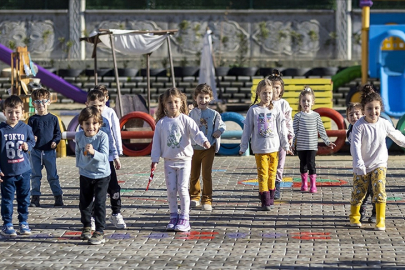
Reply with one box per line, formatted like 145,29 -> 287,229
288,138 -> 293,146
328,142 -> 336,149
239,151 -> 244,155
85,144 -> 95,156
114,158 -> 121,170
287,148 -> 294,155
51,142 -> 57,149
34,136 -> 37,142
212,130 -> 222,138
188,104 -> 194,111
0,171 -> 3,182
21,142 -> 28,151
151,162 -> 157,170
203,141 -> 211,149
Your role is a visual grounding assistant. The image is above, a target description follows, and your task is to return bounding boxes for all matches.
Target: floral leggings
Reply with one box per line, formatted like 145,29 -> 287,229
350,167 -> 387,206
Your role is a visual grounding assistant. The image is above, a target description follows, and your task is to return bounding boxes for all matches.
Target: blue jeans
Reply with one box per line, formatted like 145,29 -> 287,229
30,148 -> 62,196
1,170 -> 31,224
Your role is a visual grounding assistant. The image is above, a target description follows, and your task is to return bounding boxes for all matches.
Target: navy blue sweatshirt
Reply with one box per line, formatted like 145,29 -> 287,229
28,113 -> 61,150
0,121 -> 35,176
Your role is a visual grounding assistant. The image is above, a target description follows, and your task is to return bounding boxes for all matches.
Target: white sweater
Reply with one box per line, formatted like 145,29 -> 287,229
151,114 -> 208,163
240,105 -> 289,154
102,106 -> 123,156
273,99 -> 294,140
351,117 -> 405,175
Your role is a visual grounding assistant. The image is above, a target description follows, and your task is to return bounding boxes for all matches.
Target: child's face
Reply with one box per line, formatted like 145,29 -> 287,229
81,117 -> 101,137
3,105 -> 23,127
32,97 -> 50,115
86,99 -> 105,114
165,95 -> 182,117
347,107 -> 363,125
195,93 -> 211,110
364,100 -> 381,124
300,94 -> 314,113
258,86 -> 273,106
272,82 -> 282,101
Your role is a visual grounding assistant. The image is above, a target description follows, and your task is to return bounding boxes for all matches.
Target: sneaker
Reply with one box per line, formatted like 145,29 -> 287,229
89,231 -> 105,245
1,223 -> 17,236
190,200 -> 201,208
360,205 -> 367,222
109,213 -> 127,229
80,227 -> 92,240
174,219 -> 191,232
54,195 -> 64,207
202,204 -> 212,211
91,217 -> 96,232
166,215 -> 178,231
30,195 -> 40,207
368,214 -> 376,223
19,222 -> 32,235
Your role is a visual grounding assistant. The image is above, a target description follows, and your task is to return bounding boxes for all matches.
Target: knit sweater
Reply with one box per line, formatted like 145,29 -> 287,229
28,113 -> 61,150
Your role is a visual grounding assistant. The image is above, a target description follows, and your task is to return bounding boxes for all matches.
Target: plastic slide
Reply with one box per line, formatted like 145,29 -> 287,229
0,43 -> 87,103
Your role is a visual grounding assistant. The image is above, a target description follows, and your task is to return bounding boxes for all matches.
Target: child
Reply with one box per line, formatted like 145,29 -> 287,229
268,69 -> 294,200
239,79 -> 291,210
151,88 -> 210,232
349,85 -> 405,231
28,88 -> 63,207
0,95 -> 35,236
93,85 -> 126,229
85,90 -> 124,230
293,86 -> 336,193
76,107 -> 110,245
346,102 -> 375,222
189,83 -> 226,211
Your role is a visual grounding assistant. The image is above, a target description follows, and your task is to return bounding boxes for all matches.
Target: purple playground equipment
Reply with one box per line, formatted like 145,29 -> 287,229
0,43 -> 88,103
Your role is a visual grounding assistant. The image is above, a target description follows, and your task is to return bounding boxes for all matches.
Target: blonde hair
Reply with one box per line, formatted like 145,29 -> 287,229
251,78 -> 273,110
298,85 -> 315,112
155,88 -> 188,122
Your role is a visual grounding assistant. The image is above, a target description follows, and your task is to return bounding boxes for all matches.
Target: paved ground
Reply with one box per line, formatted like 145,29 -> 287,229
1,154 -> 405,269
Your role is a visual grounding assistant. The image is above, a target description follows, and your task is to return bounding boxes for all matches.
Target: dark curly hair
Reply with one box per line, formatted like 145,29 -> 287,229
360,84 -> 383,111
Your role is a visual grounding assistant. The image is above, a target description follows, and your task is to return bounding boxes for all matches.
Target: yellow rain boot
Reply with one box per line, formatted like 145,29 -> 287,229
375,203 -> 386,231
349,205 -> 362,227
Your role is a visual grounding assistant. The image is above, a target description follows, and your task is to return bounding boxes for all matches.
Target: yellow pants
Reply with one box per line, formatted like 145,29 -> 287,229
255,152 -> 278,192
350,167 -> 387,206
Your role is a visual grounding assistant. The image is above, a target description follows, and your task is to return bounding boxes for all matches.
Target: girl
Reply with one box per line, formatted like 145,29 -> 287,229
268,69 -> 294,200
189,84 -> 226,211
350,85 -> 405,231
240,79 -> 292,211
151,88 -> 210,232
293,86 -> 335,193
75,107 -> 110,245
346,103 -> 375,223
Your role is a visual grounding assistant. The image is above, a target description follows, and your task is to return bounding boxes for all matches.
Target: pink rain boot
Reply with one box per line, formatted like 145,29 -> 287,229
301,172 -> 308,191
309,174 -> 317,193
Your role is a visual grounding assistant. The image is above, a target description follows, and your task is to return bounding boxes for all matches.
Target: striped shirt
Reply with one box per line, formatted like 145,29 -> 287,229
293,111 -> 330,151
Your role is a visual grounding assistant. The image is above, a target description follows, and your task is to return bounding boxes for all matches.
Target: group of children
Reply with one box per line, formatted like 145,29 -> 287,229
0,69 -> 401,245
0,87 -> 126,245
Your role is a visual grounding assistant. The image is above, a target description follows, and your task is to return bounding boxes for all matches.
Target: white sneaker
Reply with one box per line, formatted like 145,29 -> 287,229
91,217 -> 96,232
109,213 -> 127,229
190,200 -> 201,208
202,204 -> 212,211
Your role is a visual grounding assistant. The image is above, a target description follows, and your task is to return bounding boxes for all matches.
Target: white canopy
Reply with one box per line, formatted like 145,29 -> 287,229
198,30 -> 218,100
89,29 -> 169,55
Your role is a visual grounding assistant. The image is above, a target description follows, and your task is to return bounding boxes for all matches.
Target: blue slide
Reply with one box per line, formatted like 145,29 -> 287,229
369,25 -> 405,117
0,43 -> 87,103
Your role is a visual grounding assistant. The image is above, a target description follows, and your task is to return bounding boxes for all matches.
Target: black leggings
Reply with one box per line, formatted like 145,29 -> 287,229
297,150 -> 317,175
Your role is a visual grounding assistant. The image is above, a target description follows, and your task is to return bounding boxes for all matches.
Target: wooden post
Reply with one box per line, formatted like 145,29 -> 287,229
147,53 -> 151,114
167,36 -> 176,88
109,33 -> 124,118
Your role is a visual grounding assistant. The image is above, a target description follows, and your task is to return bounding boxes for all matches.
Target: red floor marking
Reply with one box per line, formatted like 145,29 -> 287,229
290,232 -> 331,240
118,181 -> 125,184
59,231 -> 82,240
175,231 -> 219,240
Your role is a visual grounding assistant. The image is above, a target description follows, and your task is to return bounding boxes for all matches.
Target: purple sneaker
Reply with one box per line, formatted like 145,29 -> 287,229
174,218 -> 191,232
166,214 -> 178,231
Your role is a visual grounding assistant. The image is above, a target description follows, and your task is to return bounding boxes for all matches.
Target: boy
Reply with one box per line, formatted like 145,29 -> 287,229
86,89 -> 125,229
76,107 -> 110,245
346,102 -> 375,223
0,95 -> 35,236
28,88 -> 63,207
